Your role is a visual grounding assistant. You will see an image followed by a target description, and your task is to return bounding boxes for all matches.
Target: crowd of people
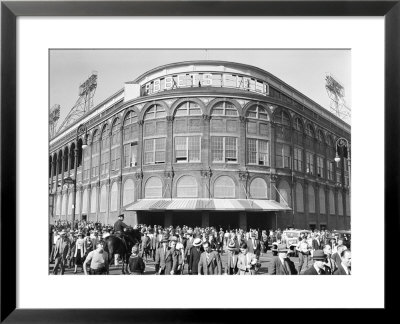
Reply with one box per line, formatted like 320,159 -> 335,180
49,216 -> 351,276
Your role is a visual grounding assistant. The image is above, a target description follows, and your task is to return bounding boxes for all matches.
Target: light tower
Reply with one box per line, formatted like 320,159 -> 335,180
49,104 -> 60,138
57,71 -> 98,133
325,73 -> 351,124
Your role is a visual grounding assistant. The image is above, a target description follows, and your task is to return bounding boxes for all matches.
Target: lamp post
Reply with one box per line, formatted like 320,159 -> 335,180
65,124 -> 87,229
334,137 -> 350,229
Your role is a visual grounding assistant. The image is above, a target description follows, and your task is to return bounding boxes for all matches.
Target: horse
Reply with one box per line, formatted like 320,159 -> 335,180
103,228 -> 142,274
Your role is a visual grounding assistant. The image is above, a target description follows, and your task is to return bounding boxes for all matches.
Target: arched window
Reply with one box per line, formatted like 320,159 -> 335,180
63,147 -> 69,172
67,192 -> 73,215
58,151 -> 63,174
214,176 -> 235,198
319,187 -> 326,214
111,119 -> 121,171
249,178 -> 268,199
346,193 -> 351,216
246,105 -> 269,120
176,176 -> 198,198
273,109 -> 290,126
338,191 -> 343,215
75,191 -> 81,215
293,118 -> 303,146
101,125 -> 110,175
100,185 -> 108,212
61,193 -> 67,216
123,111 -> 138,141
145,177 -> 163,198
110,182 -> 118,211
278,180 -> 291,207
91,130 -> 100,177
123,179 -> 135,206
293,118 -> 303,132
329,190 -> 335,214
82,189 -> 88,214
305,124 -> 315,137
49,156 -> 52,178
211,101 -> 238,116
52,153 -> 57,176
83,138 -> 91,180
296,183 -> 304,212
77,138 -> 83,167
144,104 -> 166,120
308,185 -> 316,213
305,124 -> 315,150
56,195 -> 61,216
175,101 -> 202,117
90,187 -> 97,213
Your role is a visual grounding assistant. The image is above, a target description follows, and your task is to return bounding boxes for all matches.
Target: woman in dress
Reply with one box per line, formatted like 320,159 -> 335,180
73,232 -> 86,273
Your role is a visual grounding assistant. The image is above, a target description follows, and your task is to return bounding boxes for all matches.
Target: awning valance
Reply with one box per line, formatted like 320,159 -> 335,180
125,199 -> 291,211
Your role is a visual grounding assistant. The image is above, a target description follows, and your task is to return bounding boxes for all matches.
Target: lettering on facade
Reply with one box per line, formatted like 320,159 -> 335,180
142,72 -> 269,97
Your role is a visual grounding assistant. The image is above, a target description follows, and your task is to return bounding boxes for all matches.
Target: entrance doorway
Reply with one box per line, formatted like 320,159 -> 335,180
173,212 -> 202,227
209,212 -> 239,230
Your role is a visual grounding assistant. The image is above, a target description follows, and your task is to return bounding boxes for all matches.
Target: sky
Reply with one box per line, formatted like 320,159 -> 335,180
49,49 -> 351,127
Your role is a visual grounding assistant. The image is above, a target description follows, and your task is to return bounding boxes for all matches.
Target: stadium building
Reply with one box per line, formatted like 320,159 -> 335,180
49,61 -> 351,230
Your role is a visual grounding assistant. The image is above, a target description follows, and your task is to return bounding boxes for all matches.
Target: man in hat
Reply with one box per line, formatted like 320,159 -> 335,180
269,244 -> 297,275
128,245 -> 146,275
237,242 -> 259,275
140,230 -> 151,261
246,231 -> 261,260
224,241 -> 239,275
52,230 -> 71,275
302,250 -> 327,275
184,230 -> 194,266
333,249 -> 351,275
113,214 -> 129,265
155,235 -> 178,275
332,244 -> 347,267
198,241 -> 222,275
188,238 -> 203,275
149,227 -> 158,262
322,244 -> 337,275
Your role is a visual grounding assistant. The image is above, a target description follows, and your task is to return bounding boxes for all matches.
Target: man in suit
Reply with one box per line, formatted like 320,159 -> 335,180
188,238 -> 202,275
302,250 -> 327,275
52,230 -> 71,275
140,230 -> 151,261
224,241 -> 239,275
322,244 -> 337,274
155,235 -> 179,275
334,249 -> 351,275
269,244 -> 297,275
246,231 -> 261,259
149,228 -> 158,261
237,242 -> 259,275
198,241 -> 222,275
332,244 -> 347,266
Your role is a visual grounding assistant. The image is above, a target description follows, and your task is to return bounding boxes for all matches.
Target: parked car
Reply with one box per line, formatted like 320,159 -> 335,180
331,230 -> 351,249
282,229 -> 312,256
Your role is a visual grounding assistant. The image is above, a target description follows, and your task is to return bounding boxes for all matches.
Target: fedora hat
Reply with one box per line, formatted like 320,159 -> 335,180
193,238 -> 202,247
227,241 -> 237,250
277,244 -> 288,252
312,250 -> 326,260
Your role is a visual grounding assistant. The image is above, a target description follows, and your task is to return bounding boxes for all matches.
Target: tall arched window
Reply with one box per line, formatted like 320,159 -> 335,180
82,189 -> 88,214
273,109 -> 290,126
83,137 -> 91,180
177,176 -> 198,198
110,182 -> 118,211
67,192 -> 73,216
123,179 -> 135,206
143,105 -> 167,165
63,147 -> 69,172
246,105 -> 269,120
308,185 -> 316,213
277,180 -> 291,207
175,101 -> 202,117
319,187 -> 326,214
338,191 -> 344,215
329,190 -> 335,214
296,183 -> 304,212
346,193 -> 350,216
123,111 -> 138,168
214,176 -> 235,198
249,178 -> 268,199
58,151 -> 63,174
90,187 -> 97,213
305,123 -> 315,150
56,195 -> 61,216
111,118 -> 121,171
293,117 -> 303,146
100,185 -> 108,212
91,130 -> 100,177
101,125 -> 110,175
211,102 -> 239,163
75,191 -> 81,215
61,193 -> 67,216
145,177 -> 163,198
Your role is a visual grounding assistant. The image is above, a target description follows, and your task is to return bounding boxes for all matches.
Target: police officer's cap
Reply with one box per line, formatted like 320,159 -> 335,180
118,214 -> 124,218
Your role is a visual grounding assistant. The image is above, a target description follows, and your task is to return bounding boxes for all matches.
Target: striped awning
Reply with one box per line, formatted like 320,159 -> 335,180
125,199 -> 291,211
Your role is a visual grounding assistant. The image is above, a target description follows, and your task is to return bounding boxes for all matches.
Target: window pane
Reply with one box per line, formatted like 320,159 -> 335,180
175,137 -> 187,160
250,178 -> 268,199
258,140 -> 269,166
188,136 -> 200,162
177,175 -> 198,197
247,139 -> 257,164
212,137 -> 223,162
214,176 -> 235,198
145,177 -> 162,198
225,137 -> 237,160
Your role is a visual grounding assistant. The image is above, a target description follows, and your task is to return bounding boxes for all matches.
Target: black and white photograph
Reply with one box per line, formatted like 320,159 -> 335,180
48,49 -> 352,277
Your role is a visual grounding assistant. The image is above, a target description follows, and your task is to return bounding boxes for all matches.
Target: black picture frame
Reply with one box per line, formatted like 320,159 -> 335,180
1,1 -> 398,322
